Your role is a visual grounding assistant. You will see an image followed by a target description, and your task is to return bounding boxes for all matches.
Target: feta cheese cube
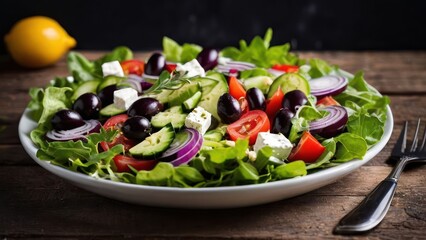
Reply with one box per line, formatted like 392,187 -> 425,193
176,59 -> 205,78
185,107 -> 211,135
102,61 -> 125,77
113,88 -> 139,110
253,132 -> 293,160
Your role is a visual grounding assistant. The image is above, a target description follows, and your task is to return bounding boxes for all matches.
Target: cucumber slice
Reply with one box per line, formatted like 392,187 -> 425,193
182,91 -> 202,112
168,82 -> 200,106
72,79 -> 100,100
149,82 -> 200,106
267,73 -> 310,98
151,111 -> 187,129
195,73 -> 229,121
165,105 -> 184,114
99,103 -> 126,117
97,75 -> 125,92
203,129 -> 224,142
129,124 -> 175,158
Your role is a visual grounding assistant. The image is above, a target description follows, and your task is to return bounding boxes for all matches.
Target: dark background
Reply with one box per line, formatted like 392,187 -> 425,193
1,0 -> 425,54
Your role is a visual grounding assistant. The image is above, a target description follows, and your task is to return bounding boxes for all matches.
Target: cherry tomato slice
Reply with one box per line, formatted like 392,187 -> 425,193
121,60 -> 144,76
229,76 -> 246,101
165,63 -> 177,73
265,86 -> 285,120
113,155 -> 157,173
316,96 -> 340,107
272,64 -> 299,73
100,114 -> 136,152
227,110 -> 270,145
288,131 -> 325,163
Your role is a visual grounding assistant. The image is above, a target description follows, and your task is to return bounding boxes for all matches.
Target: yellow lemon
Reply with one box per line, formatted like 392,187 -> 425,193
4,16 -> 76,68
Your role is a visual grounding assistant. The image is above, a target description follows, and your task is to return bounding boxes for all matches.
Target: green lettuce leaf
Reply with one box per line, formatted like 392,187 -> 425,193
162,37 -> 202,63
220,28 -> 299,68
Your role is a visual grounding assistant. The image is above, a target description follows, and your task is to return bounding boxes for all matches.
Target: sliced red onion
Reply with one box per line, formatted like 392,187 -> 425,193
141,81 -> 153,91
217,60 -> 255,74
309,106 -> 348,138
122,79 -> 143,93
228,69 -> 239,77
267,68 -> 285,77
45,120 -> 101,142
127,74 -> 144,82
132,74 -> 154,91
309,75 -> 348,99
159,128 -> 203,166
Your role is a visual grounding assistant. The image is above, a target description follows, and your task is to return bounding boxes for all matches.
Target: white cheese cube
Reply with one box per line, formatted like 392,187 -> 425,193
102,61 -> 125,77
113,88 -> 139,110
176,59 -> 206,78
185,107 -> 211,135
253,132 -> 293,160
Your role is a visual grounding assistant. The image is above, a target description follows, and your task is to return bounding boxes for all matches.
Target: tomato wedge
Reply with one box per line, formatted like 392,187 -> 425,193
120,60 -> 144,76
100,114 -> 136,152
265,86 -> 284,120
113,155 -> 157,173
227,110 -> 270,145
165,63 -> 177,73
229,76 -> 246,101
316,96 -> 340,106
272,64 -> 299,73
288,131 -> 325,163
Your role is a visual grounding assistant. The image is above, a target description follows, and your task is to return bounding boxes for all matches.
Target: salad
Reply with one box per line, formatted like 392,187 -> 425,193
28,29 -> 390,187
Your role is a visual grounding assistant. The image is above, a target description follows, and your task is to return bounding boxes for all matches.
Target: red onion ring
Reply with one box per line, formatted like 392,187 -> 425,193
309,75 -> 348,99
122,79 -> 143,93
45,120 -> 102,142
217,60 -> 255,73
267,68 -> 286,77
159,128 -> 203,166
309,106 -> 348,138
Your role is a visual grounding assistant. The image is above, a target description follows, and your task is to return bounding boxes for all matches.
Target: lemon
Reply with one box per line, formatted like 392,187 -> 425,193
4,16 -> 76,68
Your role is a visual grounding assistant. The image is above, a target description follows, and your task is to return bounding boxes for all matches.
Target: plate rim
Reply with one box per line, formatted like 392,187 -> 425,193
18,105 -> 394,194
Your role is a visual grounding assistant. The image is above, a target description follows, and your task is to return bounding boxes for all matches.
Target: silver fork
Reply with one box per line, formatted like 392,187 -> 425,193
334,119 -> 426,234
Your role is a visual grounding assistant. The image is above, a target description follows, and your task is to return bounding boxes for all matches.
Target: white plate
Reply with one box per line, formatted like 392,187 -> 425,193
19,106 -> 393,209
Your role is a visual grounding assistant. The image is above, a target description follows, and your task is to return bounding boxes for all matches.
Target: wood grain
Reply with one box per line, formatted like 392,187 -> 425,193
0,166 -> 425,239
1,51 -> 425,239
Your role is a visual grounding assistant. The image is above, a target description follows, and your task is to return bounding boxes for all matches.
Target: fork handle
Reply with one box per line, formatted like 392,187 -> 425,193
334,179 -> 397,234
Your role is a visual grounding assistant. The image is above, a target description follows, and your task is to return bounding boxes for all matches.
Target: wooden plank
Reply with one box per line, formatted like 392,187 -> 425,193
0,145 -> 36,165
298,51 -> 426,94
0,166 -> 425,238
1,52 -> 425,96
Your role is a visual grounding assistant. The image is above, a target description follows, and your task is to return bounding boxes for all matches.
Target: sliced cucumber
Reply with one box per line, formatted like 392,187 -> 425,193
168,82 -> 200,107
99,103 -> 126,117
97,75 -> 125,92
149,82 -> 200,106
165,105 -> 184,114
195,73 -> 228,121
151,111 -> 187,129
242,76 -> 273,94
267,73 -> 310,98
72,79 -> 100,100
129,124 -> 175,158
203,129 -> 224,142
182,91 -> 202,112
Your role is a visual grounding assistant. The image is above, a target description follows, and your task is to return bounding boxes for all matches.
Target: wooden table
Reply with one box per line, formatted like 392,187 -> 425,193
1,51 -> 425,239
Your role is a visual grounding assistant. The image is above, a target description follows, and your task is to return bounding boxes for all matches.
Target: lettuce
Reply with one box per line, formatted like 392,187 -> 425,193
162,37 -> 202,63
220,28 -> 299,68
335,71 -> 390,147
